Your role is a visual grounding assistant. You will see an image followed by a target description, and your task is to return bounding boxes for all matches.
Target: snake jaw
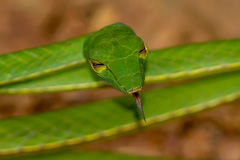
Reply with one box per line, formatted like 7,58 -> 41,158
132,92 -> 146,123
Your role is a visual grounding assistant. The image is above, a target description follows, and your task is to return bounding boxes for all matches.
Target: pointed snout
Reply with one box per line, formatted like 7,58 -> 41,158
117,73 -> 143,94
107,57 -> 145,94
128,87 -> 142,94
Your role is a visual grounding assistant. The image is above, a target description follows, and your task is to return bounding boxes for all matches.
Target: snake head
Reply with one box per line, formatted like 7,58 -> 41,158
83,23 -> 148,94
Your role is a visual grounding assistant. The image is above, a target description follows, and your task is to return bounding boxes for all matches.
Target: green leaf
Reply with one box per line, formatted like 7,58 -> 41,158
0,71 -> 240,155
0,39 -> 240,94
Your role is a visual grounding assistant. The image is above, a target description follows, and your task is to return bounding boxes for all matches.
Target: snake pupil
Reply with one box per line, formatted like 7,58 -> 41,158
92,62 -> 104,68
139,44 -> 148,59
139,47 -> 146,54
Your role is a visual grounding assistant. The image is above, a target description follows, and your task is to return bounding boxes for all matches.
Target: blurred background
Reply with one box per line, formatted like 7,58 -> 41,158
0,0 -> 240,159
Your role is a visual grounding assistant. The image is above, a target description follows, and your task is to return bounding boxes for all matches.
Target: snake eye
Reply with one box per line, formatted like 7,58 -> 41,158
90,59 -> 107,74
139,43 -> 148,59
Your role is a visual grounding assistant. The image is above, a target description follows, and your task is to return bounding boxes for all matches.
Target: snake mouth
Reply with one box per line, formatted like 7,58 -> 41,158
127,87 -> 142,94
131,91 -> 146,122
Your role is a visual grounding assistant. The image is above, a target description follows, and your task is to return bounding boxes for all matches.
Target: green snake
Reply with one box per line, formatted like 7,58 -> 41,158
1,21 -> 240,156
83,23 -> 148,121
